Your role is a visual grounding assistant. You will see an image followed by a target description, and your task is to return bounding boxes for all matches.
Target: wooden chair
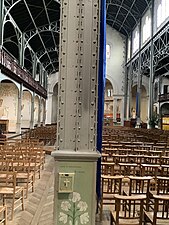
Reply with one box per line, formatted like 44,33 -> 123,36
99,175 -> 124,221
118,162 -> 138,176
0,205 -> 7,225
144,194 -> 169,225
125,176 -> 153,210
9,160 -> 35,198
101,162 -> 115,176
0,171 -> 24,220
149,176 -> 169,197
110,194 -> 146,225
141,164 -> 161,185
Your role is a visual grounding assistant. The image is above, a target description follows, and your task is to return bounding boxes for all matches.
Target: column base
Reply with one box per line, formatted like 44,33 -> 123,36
52,150 -> 100,225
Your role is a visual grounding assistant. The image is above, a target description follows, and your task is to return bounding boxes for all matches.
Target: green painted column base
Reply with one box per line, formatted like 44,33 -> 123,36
52,151 -> 100,225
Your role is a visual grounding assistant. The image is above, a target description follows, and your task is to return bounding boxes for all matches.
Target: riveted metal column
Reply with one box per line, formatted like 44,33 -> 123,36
37,96 -> 42,126
128,64 -> 133,119
52,0 -> 100,224
16,84 -> 23,134
124,39 -> 129,121
44,71 -> 48,89
113,98 -> 117,122
32,53 -> 37,79
30,92 -> 35,129
19,33 -> 25,68
136,22 -> 142,126
56,0 -> 100,152
149,0 -> 154,125
0,0 -> 4,48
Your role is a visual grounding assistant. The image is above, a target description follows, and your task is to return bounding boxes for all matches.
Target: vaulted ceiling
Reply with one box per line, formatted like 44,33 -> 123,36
3,0 -> 152,75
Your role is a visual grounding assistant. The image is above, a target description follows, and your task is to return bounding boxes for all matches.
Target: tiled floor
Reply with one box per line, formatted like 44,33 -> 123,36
5,152 -> 110,225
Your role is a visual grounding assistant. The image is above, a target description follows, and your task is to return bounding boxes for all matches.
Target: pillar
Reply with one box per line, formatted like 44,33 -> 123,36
136,21 -> 142,126
148,0 -> 155,127
52,0 -> 100,224
0,0 -> 4,48
124,39 -> 129,121
128,63 -> 133,119
19,33 -> 25,68
113,98 -> 117,123
42,99 -> 46,125
37,96 -> 42,126
32,53 -> 37,79
30,92 -> 35,129
46,91 -> 53,124
16,84 -> 23,134
127,34 -> 133,120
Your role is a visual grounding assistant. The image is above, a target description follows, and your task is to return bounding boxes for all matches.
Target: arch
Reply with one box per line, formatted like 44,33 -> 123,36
161,103 -> 169,115
0,80 -> 19,132
107,3 -> 138,23
25,29 -> 59,47
104,79 -> 114,118
106,18 -> 130,36
37,47 -> 59,60
24,47 -> 33,74
3,21 -> 19,60
131,84 -> 148,122
21,90 -> 32,129
106,74 -> 119,94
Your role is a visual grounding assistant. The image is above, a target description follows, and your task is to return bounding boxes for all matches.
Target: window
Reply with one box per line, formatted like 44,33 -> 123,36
143,16 -> 151,43
133,30 -> 139,53
127,38 -> 131,60
106,44 -> 111,59
107,89 -> 112,97
157,0 -> 169,28
164,85 -> 168,94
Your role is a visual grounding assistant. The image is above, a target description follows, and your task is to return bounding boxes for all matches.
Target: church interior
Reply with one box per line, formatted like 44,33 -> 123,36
0,0 -> 169,224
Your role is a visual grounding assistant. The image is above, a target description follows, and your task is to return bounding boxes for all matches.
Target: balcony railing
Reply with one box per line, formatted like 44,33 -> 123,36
0,49 -> 47,98
159,93 -> 169,102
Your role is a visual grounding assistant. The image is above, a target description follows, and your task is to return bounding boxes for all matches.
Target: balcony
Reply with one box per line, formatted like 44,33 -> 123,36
0,49 -> 47,98
159,93 -> 169,102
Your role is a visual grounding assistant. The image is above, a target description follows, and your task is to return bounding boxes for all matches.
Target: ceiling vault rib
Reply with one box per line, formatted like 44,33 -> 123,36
23,0 -> 55,71
111,0 -> 125,28
118,0 -> 137,33
42,0 -> 58,59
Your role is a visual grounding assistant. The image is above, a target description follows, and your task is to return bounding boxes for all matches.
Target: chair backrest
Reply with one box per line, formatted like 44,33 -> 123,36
156,176 -> 169,195
114,194 -> 146,225
101,175 -> 123,196
0,171 -> 17,191
128,176 -> 153,195
101,162 -> 115,176
153,194 -> 169,223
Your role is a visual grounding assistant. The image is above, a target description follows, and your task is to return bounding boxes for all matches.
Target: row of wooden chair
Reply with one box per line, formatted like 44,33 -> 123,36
23,125 -> 57,145
100,174 -> 169,224
0,138 -> 47,222
110,193 -> 169,225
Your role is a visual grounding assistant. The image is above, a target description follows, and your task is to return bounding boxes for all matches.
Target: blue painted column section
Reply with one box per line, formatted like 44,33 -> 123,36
96,0 -> 106,200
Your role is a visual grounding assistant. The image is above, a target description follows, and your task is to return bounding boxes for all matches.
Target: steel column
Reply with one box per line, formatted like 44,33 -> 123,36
124,38 -> 129,121
16,83 -> 23,134
19,33 -> 25,68
30,92 -> 35,129
148,0 -> 155,123
0,0 -> 4,48
136,21 -> 142,126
